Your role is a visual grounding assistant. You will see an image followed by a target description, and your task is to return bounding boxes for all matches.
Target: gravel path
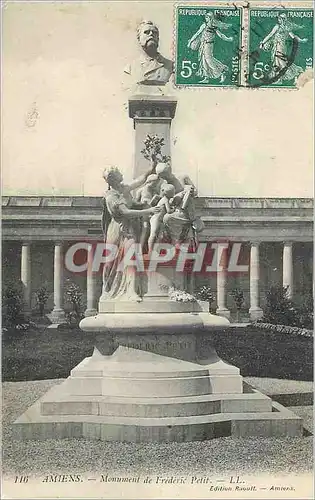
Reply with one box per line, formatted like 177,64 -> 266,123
2,378 -> 313,478
246,377 -> 313,395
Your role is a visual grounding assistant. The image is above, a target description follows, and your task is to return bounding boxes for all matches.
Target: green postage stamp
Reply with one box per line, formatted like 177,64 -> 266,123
175,5 -> 313,89
247,8 -> 314,88
175,6 -> 243,87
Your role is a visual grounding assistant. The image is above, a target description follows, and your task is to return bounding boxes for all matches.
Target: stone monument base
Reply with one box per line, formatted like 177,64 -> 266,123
13,313 -> 303,442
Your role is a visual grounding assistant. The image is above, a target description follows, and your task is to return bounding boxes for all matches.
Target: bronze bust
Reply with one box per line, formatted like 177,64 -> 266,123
124,20 -> 174,86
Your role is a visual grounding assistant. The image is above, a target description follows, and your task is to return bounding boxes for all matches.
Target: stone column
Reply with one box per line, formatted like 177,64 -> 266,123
21,242 -> 31,312
51,241 -> 66,324
216,243 -> 230,319
249,242 -> 263,320
283,242 -> 293,299
85,244 -> 97,317
187,273 -> 195,295
128,95 -> 177,177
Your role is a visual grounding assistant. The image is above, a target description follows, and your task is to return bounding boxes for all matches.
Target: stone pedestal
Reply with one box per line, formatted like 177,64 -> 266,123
13,338 -> 302,441
13,293 -> 302,442
128,93 -> 177,177
13,253 -> 303,442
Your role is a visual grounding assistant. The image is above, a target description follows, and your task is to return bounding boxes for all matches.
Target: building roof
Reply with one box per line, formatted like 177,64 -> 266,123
2,195 -> 313,209
2,196 -> 313,243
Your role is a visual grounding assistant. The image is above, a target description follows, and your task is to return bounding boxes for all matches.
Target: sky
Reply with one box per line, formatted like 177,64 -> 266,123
2,1 -> 314,198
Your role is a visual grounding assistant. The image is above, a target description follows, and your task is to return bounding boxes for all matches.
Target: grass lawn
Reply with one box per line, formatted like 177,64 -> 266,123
2,325 -> 313,381
2,326 -> 94,382
209,326 -> 313,381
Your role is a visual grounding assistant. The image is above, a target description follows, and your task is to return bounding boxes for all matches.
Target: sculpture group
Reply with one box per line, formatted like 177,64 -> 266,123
101,159 -> 204,301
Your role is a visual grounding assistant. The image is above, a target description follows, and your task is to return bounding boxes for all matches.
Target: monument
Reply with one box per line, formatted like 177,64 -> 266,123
13,21 -> 302,442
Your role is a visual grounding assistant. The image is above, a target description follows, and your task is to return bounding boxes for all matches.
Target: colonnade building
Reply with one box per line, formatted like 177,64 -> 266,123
2,195 -> 313,322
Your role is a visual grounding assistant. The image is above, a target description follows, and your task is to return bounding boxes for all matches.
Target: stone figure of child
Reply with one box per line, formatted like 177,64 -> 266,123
148,183 -> 175,252
136,174 -> 162,250
135,174 -> 162,207
155,163 -> 205,244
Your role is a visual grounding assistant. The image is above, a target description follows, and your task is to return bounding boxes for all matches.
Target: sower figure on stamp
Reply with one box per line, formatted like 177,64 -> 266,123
259,13 -> 308,84
124,20 -> 174,86
187,12 -> 233,84
101,166 -> 161,302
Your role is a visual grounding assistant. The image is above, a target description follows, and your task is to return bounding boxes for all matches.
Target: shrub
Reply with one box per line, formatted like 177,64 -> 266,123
64,282 -> 84,325
34,286 -> 49,316
295,293 -> 313,330
263,284 -> 298,326
231,288 -> 245,322
2,283 -> 26,327
195,285 -> 215,307
231,288 -> 245,310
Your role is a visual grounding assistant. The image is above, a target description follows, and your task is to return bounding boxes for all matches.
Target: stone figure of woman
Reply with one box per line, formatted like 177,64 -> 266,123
187,12 -> 233,84
101,166 -> 160,302
259,13 -> 308,84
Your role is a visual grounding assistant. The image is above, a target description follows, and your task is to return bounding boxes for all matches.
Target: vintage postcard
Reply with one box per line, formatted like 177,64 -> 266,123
2,1 -> 313,499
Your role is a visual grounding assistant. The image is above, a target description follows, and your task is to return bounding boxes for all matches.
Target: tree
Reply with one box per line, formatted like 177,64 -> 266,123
141,134 -> 171,170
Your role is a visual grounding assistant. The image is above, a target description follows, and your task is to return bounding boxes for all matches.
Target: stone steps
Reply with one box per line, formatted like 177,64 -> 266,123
13,398 -> 302,442
12,347 -> 303,443
40,388 -> 273,417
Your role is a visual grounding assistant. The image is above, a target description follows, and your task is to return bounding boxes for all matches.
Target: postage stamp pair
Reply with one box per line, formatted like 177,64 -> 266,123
175,5 -> 314,88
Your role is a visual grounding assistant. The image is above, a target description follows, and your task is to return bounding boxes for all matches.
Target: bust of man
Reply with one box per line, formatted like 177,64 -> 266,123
124,20 -> 174,86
